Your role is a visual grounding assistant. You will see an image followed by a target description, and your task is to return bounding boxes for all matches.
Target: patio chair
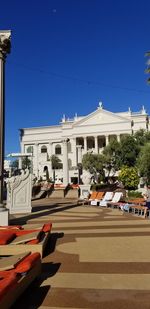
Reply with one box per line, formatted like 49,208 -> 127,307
79,191 -> 98,205
99,192 -> 114,207
0,251 -> 41,308
0,223 -> 52,257
90,191 -> 105,206
127,198 -> 146,206
107,192 -> 123,208
129,204 -> 148,218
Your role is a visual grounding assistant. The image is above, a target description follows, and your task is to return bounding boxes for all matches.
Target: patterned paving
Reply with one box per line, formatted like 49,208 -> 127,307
12,199 -> 150,309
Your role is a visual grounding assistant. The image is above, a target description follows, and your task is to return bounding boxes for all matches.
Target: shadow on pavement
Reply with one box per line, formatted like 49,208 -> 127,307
10,203 -> 79,225
43,232 -> 64,257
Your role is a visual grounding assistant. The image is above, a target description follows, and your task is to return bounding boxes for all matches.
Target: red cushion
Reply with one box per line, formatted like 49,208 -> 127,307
0,232 -> 16,245
42,223 -> 52,233
14,230 -> 37,237
0,223 -> 52,236
0,225 -> 22,230
0,270 -> 15,278
0,272 -> 18,300
15,252 -> 41,273
0,229 -> 29,237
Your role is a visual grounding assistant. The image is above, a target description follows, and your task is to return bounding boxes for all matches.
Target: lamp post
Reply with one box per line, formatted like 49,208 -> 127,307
0,30 -> 11,213
76,145 -> 82,184
62,138 -> 70,185
131,120 -> 134,135
146,115 -> 149,132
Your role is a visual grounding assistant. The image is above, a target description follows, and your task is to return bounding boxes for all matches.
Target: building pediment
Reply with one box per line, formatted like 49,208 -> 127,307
73,107 -> 130,127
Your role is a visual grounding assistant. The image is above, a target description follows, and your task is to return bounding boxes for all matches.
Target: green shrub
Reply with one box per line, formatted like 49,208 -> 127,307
90,183 -> 117,191
90,184 -> 105,191
118,166 -> 139,190
127,191 -> 143,198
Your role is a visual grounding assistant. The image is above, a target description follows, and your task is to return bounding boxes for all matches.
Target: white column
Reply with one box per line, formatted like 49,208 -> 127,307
76,145 -> 82,164
48,142 -> 52,177
48,142 -> 53,157
18,159 -> 22,170
76,145 -> 82,184
117,135 -> 120,142
62,139 -> 69,185
19,142 -> 24,169
95,136 -> 98,153
71,138 -> 77,167
84,137 -> 87,152
105,135 -> 109,146
34,143 -> 39,177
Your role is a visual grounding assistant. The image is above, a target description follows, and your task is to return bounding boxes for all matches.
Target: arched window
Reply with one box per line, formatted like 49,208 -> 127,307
41,145 -> 47,153
55,144 -> 61,155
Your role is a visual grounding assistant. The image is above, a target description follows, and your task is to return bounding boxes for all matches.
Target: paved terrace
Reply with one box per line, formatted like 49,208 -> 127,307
10,198 -> 150,309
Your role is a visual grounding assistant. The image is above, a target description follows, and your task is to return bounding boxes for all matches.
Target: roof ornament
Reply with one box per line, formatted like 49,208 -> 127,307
74,113 -> 78,120
62,114 -> 66,122
98,101 -> 103,109
141,105 -> 146,114
128,107 -> 131,114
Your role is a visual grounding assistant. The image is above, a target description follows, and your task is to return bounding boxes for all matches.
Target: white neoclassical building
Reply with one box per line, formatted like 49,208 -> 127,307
20,102 -> 149,184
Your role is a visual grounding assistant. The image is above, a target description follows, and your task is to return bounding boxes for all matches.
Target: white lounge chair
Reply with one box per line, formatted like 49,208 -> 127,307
99,192 -> 114,207
107,192 -> 123,208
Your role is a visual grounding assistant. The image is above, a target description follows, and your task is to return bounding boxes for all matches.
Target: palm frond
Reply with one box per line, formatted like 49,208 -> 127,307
145,67 -> 150,74
147,77 -> 150,84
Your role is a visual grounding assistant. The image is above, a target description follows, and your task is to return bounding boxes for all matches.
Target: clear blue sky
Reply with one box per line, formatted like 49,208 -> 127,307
1,0 -> 150,155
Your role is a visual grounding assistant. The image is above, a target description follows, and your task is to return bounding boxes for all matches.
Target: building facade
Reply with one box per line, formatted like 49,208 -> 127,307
20,102 -> 149,183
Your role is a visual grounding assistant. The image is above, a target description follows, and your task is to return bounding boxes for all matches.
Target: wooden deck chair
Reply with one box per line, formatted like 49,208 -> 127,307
85,191 -> 99,204
130,204 -> 148,218
0,223 -> 52,257
91,191 -> 105,206
89,191 -> 98,200
0,251 -> 41,308
127,198 -> 146,205
81,191 -> 98,205
99,192 -> 114,207
78,191 -> 98,205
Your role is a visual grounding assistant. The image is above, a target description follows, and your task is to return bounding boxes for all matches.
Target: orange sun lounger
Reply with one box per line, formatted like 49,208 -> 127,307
0,251 -> 41,309
0,223 -> 52,257
90,191 -> 105,205
82,191 -> 98,205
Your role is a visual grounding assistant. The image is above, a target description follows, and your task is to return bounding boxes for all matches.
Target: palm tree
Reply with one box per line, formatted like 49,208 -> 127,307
50,155 -> 62,182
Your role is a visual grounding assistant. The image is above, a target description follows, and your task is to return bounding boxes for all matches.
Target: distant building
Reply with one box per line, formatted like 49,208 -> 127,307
20,103 -> 149,183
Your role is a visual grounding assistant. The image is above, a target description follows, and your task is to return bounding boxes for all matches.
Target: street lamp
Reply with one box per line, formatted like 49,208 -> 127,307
146,115 -> 149,132
0,30 -> 11,211
131,120 -> 134,135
